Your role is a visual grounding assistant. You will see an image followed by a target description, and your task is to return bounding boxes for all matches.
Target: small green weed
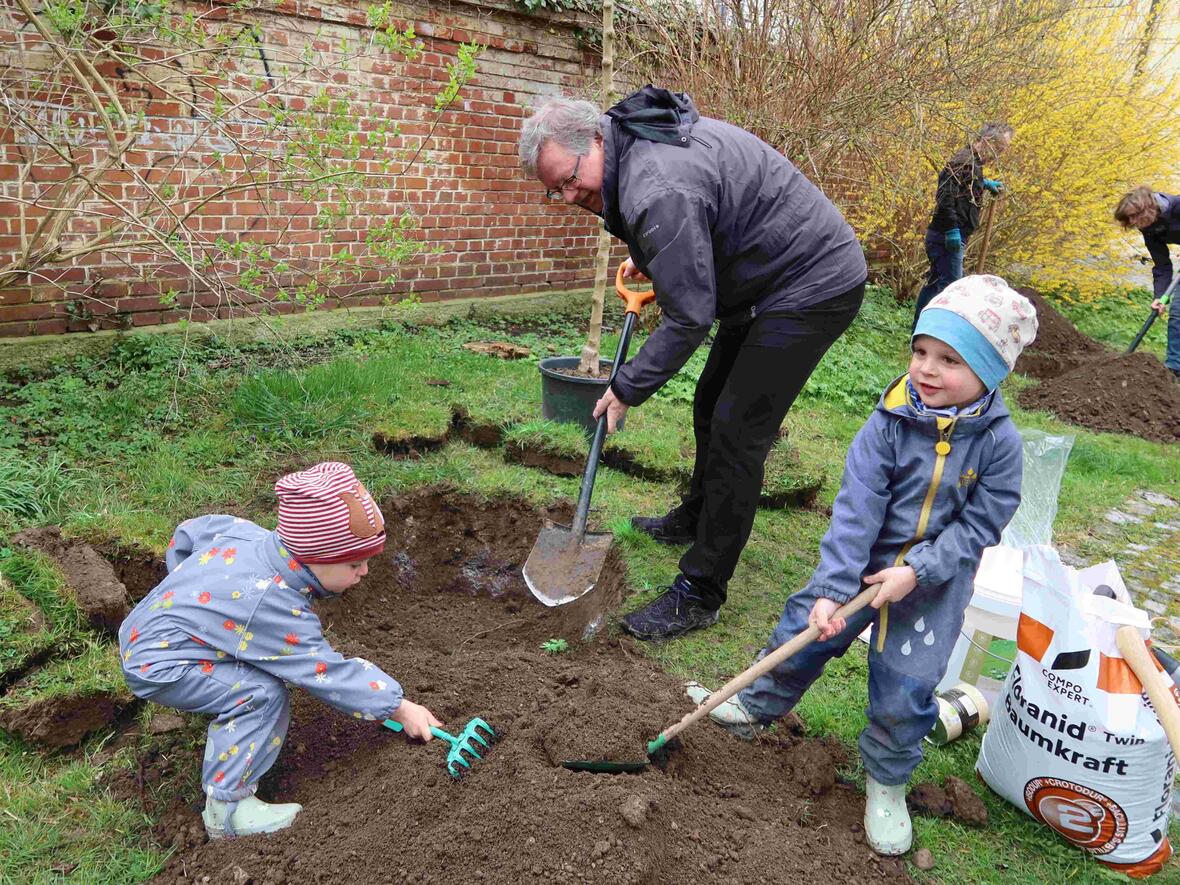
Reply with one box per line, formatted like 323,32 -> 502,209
540,638 -> 569,654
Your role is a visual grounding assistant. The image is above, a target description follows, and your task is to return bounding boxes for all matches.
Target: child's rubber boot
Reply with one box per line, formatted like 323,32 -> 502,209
685,681 -> 763,740
864,775 -> 912,856
202,794 -> 303,839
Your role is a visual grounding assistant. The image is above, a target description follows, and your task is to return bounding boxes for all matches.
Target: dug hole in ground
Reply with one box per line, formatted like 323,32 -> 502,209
89,489 -> 914,885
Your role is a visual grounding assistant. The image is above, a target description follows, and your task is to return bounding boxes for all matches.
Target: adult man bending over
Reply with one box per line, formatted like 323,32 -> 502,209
519,86 -> 867,640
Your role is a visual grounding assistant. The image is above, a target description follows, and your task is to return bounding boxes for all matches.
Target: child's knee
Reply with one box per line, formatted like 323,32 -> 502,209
866,658 -> 938,740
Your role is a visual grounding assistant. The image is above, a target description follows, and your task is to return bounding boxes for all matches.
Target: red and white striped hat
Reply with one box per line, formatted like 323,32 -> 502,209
275,462 -> 386,564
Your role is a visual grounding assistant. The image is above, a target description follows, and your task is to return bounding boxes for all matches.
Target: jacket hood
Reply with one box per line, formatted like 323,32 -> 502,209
600,86 -> 699,236
605,85 -> 699,147
877,373 -> 1010,434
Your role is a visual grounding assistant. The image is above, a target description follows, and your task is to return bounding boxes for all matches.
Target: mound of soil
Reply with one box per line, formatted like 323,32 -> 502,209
1019,351 -> 1180,443
12,526 -> 131,632
1013,288 -> 1108,381
140,488 -> 912,885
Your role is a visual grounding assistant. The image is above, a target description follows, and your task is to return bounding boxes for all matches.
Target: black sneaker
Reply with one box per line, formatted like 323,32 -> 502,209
620,576 -> 720,641
630,504 -> 698,545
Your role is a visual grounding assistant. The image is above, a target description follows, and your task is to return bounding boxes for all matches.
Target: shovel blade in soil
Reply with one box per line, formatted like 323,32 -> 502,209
523,520 -> 614,606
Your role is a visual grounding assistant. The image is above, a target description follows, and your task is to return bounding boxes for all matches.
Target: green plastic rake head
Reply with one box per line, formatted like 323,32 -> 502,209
383,716 -> 496,778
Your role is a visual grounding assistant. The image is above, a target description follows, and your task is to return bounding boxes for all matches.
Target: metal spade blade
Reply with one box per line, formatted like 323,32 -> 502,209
523,519 -> 614,606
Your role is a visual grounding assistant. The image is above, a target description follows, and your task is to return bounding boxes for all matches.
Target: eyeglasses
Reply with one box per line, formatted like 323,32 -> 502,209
545,155 -> 581,200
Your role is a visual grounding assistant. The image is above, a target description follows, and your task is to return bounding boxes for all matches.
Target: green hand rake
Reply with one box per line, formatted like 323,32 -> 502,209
383,717 -> 495,777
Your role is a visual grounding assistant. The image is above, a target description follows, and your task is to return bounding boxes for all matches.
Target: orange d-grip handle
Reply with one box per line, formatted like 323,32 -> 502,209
615,263 -> 656,315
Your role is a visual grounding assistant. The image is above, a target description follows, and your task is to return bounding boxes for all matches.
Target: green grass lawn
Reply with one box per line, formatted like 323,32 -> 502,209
0,285 -> 1178,883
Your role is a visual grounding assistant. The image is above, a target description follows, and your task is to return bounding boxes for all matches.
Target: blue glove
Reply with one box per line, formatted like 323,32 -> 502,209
982,178 -> 1004,194
944,228 -> 963,250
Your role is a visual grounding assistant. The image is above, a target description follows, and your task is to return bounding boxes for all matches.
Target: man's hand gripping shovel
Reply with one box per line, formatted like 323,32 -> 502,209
523,264 -> 655,606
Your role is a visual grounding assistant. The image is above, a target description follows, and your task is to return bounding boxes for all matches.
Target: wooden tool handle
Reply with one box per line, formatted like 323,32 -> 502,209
973,196 -> 1001,274
1116,625 -> 1180,761
657,585 -> 880,745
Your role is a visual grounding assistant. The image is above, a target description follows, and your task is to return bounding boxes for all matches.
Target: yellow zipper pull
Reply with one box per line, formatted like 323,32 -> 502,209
934,418 -> 954,455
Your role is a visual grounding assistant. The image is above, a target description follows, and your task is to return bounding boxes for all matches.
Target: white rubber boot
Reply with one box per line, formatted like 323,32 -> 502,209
685,681 -> 762,740
864,775 -> 912,856
202,794 -> 303,839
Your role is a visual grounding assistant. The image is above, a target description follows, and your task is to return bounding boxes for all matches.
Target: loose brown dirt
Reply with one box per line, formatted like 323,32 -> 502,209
12,525 -> 131,632
124,488 -> 914,885
1013,288 -> 1109,381
1019,351 -> 1180,443
907,776 -> 988,827
1012,288 -> 1180,442
551,364 -> 612,381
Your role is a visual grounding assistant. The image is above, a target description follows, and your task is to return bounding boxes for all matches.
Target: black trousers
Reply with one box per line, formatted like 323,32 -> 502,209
678,281 -> 865,610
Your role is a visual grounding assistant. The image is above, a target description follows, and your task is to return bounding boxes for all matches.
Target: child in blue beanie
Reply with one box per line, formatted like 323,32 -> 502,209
688,275 -> 1037,855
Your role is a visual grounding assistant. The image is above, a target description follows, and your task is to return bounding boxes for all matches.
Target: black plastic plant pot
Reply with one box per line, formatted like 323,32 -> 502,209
537,356 -> 625,435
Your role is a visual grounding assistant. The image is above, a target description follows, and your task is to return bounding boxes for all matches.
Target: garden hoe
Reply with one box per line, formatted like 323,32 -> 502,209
383,716 -> 496,778
562,585 -> 880,772
1126,269 -> 1177,354
524,264 -> 655,606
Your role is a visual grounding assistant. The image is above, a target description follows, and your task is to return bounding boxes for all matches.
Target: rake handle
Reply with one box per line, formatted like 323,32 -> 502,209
382,718 -> 457,743
1114,627 -> 1180,762
651,585 -> 880,750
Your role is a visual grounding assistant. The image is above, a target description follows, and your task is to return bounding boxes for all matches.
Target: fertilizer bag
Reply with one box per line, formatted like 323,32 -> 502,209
977,546 -> 1176,877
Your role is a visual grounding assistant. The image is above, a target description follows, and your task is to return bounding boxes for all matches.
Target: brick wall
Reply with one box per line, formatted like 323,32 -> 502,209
0,0 -> 630,336
0,0 -> 887,338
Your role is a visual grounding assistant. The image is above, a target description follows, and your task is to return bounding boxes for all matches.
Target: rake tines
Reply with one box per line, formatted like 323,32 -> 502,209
441,717 -> 497,778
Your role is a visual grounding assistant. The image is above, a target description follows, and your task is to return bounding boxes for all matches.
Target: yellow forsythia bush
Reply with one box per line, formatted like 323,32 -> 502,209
852,1 -> 1180,302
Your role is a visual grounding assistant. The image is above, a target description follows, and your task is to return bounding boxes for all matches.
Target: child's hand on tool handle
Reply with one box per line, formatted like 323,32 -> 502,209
866,565 -> 918,608
386,699 -> 443,741
1152,298 -> 1168,316
810,566 -> 917,640
808,598 -> 846,641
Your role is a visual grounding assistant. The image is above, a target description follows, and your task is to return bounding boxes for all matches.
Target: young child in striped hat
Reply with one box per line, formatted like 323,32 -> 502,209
118,462 -> 440,840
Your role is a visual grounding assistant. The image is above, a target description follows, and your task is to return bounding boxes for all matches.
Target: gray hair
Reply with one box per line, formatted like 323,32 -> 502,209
519,96 -> 603,175
977,122 -> 1014,143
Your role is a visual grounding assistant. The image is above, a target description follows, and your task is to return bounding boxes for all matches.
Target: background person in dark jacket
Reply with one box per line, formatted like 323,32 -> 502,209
519,86 -> 868,641
912,123 -> 1014,326
1114,186 -> 1180,380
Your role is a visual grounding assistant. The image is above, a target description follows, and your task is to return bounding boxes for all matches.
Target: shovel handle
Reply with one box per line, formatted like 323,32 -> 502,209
615,263 -> 656,315
1114,627 -> 1180,762
651,585 -> 880,750
1127,311 -> 1160,354
973,196 -> 1001,274
570,261 -> 653,538
1128,271 -> 1178,353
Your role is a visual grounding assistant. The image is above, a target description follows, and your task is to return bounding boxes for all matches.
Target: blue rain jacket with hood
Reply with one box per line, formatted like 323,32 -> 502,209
118,514 -> 404,722
599,86 -> 867,406
807,374 -> 1022,608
